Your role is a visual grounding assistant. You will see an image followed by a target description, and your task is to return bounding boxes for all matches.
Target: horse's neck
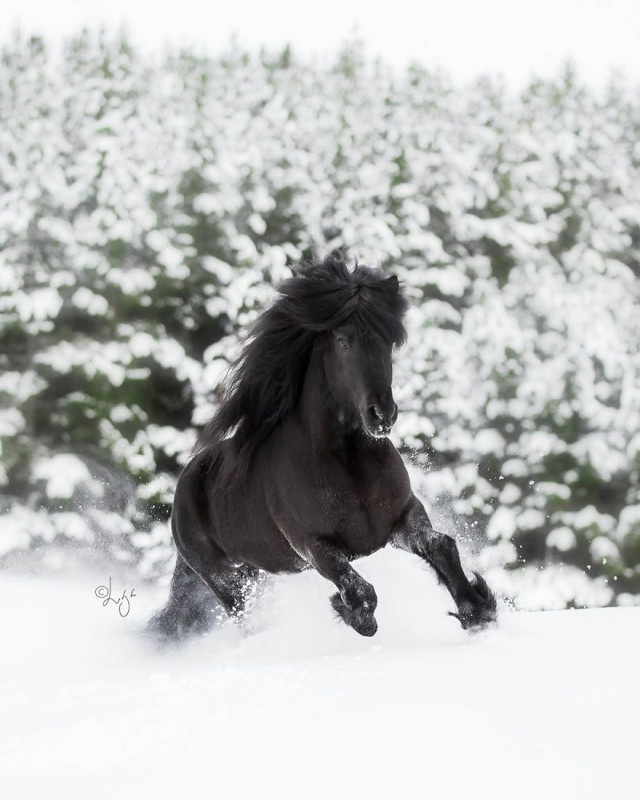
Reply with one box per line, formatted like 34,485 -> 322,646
297,341 -> 358,452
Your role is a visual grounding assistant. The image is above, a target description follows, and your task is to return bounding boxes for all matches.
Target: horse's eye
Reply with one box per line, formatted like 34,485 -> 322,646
337,336 -> 350,351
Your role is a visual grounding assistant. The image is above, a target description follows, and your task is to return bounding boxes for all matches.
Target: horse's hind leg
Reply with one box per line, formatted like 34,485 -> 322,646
149,462 -> 264,641
148,554 -> 222,641
173,531 -> 264,631
151,543 -> 265,641
304,537 -> 378,637
184,556 -> 264,627
392,495 -> 497,631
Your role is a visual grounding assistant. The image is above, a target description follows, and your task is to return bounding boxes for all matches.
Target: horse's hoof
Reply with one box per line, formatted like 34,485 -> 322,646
450,572 -> 498,632
352,615 -> 378,637
330,593 -> 378,637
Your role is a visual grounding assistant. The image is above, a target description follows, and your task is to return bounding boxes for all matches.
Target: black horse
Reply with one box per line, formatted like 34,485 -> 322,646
150,255 -> 497,640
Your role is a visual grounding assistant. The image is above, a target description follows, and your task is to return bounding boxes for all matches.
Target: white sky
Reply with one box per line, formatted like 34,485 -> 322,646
2,0 -> 640,85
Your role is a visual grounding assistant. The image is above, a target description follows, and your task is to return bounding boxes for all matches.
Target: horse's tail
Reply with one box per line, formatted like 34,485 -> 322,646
147,551 -> 223,641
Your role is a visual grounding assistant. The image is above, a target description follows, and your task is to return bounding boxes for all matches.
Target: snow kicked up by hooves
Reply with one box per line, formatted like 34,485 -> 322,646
1,548 -> 638,800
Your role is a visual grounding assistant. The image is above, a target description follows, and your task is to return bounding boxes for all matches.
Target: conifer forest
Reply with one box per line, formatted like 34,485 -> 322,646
1,31 -> 639,609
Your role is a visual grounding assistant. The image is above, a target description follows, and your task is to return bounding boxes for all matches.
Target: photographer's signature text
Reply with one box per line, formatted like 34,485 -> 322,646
95,578 -> 136,617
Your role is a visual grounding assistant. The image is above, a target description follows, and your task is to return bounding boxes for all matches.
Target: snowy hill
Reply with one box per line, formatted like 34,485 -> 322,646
1,550 -> 637,800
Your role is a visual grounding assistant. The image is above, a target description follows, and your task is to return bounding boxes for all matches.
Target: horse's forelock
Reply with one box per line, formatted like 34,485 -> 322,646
278,256 -> 407,341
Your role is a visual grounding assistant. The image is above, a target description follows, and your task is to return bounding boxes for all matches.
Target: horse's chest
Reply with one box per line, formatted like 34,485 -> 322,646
315,458 -> 407,555
269,432 -> 411,559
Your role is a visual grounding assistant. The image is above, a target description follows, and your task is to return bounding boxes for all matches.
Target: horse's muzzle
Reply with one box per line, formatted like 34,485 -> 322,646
364,401 -> 398,438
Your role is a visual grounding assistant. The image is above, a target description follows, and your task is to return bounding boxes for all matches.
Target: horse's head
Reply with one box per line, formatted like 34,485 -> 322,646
324,323 -> 398,439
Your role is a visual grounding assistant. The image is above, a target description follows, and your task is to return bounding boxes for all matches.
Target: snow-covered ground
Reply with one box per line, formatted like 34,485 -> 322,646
1,549 -> 638,800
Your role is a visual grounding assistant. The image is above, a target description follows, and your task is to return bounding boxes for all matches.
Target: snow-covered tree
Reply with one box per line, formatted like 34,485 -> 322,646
1,32 -> 638,606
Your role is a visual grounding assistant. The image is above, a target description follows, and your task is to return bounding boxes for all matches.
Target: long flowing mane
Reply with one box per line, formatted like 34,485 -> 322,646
195,254 -> 408,474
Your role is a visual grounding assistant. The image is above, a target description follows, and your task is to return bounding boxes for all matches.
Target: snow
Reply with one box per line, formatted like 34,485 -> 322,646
547,527 -> 577,552
32,454 -> 102,500
1,552 -> 638,800
15,286 -> 62,324
71,287 -> 109,316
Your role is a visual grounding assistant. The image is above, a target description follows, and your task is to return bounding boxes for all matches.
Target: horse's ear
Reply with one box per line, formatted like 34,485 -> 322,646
387,275 -> 399,290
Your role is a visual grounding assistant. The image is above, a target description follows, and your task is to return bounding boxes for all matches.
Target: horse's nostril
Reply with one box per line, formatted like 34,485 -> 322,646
370,405 -> 383,422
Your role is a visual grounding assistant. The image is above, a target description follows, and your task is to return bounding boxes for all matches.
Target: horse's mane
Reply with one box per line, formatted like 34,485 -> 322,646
195,254 -> 408,475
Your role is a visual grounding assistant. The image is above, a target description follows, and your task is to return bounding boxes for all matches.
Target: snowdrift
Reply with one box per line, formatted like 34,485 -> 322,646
1,549 -> 637,799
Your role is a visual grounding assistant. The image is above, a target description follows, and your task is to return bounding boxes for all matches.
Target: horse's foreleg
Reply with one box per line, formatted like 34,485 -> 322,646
391,495 -> 497,631
304,538 -> 378,637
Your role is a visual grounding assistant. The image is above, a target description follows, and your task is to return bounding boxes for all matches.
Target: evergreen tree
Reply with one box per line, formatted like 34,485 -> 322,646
0,32 -> 638,606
